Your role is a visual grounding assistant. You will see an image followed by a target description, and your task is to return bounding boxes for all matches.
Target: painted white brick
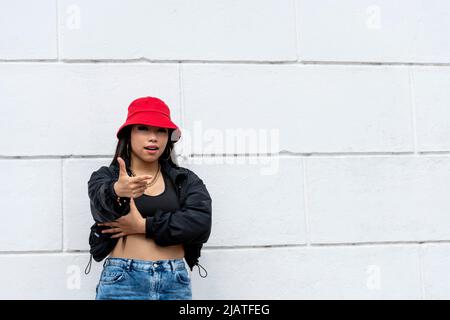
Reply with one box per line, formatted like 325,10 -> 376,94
0,253 -> 102,299
0,63 -> 180,156
307,156 -> 450,243
0,0 -> 57,59
59,0 -> 297,61
422,244 -> 450,299
64,158 -> 112,251
413,66 -> 450,152
178,156 -> 307,246
181,64 -> 413,154
0,159 -> 62,251
193,245 -> 422,299
297,0 -> 450,63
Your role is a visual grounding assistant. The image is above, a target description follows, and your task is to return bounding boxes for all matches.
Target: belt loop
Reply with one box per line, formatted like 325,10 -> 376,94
126,259 -> 132,271
169,260 -> 174,273
103,258 -> 108,268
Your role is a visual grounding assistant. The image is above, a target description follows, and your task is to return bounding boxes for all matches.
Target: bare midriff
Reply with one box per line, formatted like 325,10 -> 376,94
109,169 -> 185,261
109,235 -> 185,260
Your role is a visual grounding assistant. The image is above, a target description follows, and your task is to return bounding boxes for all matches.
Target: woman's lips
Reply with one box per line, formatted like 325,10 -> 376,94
144,147 -> 158,154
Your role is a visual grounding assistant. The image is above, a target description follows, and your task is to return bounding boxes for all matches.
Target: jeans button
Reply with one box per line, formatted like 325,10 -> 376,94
153,263 -> 158,267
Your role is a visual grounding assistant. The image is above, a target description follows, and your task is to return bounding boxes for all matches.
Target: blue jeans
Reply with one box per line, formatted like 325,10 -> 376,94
95,257 -> 192,300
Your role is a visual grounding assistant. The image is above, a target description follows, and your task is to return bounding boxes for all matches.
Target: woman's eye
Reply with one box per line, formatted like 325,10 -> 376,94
137,126 -> 166,133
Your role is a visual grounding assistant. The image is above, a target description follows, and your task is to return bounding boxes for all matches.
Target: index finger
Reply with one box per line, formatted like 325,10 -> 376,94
131,175 -> 152,181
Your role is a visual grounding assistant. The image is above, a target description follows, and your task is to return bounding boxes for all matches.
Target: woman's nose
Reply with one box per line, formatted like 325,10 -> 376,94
147,129 -> 158,138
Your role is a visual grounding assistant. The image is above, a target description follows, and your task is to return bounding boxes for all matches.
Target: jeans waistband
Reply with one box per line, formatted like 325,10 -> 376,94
104,257 -> 186,272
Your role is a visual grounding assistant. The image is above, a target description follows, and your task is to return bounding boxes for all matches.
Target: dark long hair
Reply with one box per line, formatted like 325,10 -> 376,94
109,125 -> 179,169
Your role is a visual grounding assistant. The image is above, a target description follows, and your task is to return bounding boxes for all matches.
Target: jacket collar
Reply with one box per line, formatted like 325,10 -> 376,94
159,158 -> 189,186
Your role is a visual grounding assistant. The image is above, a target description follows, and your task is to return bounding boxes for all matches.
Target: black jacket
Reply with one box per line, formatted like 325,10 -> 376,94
86,157 -> 212,277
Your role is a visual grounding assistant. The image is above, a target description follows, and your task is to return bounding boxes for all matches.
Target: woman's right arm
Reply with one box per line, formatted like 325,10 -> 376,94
87,166 -> 130,223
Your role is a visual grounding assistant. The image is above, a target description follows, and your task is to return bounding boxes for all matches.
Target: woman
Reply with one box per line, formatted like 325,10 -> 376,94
87,96 -> 212,300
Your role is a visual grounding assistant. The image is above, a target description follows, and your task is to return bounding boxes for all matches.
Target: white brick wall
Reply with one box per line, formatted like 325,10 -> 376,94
0,0 -> 449,299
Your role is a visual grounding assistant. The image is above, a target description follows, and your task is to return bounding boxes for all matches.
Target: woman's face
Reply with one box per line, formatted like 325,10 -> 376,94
130,124 -> 169,161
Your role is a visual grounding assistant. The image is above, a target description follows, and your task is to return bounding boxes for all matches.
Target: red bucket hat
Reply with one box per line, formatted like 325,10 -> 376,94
116,96 -> 181,142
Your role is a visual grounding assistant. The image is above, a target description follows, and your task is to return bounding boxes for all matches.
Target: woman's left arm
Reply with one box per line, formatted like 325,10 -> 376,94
145,174 -> 212,246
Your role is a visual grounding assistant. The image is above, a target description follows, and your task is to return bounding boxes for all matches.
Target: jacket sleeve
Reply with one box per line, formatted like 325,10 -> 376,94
145,174 -> 212,246
87,166 -> 130,223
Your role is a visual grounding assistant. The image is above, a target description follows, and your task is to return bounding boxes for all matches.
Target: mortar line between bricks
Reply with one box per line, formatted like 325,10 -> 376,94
185,240 -> 450,248
1,60 -> 450,67
205,243 -> 423,249
2,240 -> 450,254
2,152 -> 450,159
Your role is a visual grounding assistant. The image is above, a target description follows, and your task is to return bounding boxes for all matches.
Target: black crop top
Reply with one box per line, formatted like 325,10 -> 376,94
134,171 -> 180,218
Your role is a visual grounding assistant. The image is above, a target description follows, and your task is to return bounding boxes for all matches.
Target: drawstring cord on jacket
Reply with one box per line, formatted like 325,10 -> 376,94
196,262 -> 208,278
85,254 -> 93,275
